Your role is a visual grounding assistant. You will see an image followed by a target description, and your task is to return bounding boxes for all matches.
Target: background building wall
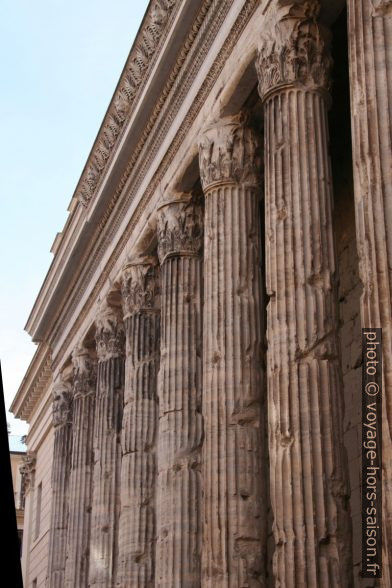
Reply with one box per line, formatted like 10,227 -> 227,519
21,387 -> 53,588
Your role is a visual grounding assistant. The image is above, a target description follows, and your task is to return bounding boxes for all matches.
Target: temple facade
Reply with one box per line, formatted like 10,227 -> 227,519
11,0 -> 392,586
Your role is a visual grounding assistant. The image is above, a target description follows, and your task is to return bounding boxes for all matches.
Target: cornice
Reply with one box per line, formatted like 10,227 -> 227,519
25,0 -> 208,344
77,0 -> 180,208
10,344 -> 52,423
22,0 -> 260,373
50,0 -> 259,371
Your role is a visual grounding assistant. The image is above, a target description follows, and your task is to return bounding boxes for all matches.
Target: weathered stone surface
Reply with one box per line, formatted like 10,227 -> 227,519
256,2 -> 352,585
64,345 -> 97,588
47,377 -> 73,588
257,0 -> 331,102
155,196 -> 203,587
14,1 -> 392,585
347,2 -> 392,583
199,115 -> 267,587
19,452 -> 36,502
89,302 -> 125,588
117,260 -> 160,587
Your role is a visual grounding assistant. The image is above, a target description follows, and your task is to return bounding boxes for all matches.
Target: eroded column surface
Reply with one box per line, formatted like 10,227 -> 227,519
155,196 -> 203,587
89,302 -> 125,588
348,1 -> 392,581
47,378 -> 73,588
256,1 -> 352,585
198,114 -> 266,587
65,345 -> 97,588
117,260 -> 160,587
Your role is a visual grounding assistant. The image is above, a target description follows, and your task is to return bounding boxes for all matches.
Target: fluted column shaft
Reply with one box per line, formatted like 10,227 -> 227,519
256,2 -> 352,585
117,261 -> 160,587
47,380 -> 73,588
65,347 -> 96,587
89,304 -> 125,588
198,115 -> 266,587
348,1 -> 392,581
155,196 -> 203,587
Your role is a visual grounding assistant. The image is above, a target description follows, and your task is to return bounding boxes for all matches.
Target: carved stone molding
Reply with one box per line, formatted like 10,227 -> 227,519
198,112 -> 260,191
19,452 -> 36,498
72,345 -> 97,398
95,302 -> 125,362
121,259 -> 159,318
52,380 -> 72,428
256,0 -> 332,102
51,0 -> 260,372
157,195 -> 203,263
78,0 -> 179,206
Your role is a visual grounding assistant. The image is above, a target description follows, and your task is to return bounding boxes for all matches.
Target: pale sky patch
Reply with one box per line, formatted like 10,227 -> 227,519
0,0 -> 149,435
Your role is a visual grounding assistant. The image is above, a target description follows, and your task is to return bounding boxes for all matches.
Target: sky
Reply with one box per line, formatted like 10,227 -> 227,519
0,0 -> 150,435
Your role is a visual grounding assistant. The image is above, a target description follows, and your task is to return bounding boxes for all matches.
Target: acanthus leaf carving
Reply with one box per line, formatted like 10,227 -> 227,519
157,195 -> 203,263
121,259 -> 159,318
19,452 -> 36,500
95,302 -> 125,362
72,345 -> 97,398
198,112 -> 261,191
371,0 -> 392,16
256,0 -> 331,101
52,379 -> 73,428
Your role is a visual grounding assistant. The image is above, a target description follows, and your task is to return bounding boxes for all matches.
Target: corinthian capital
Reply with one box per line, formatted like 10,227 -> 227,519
198,112 -> 260,192
19,452 -> 36,497
157,195 -> 203,264
256,0 -> 331,101
372,0 -> 392,16
52,379 -> 72,428
121,258 -> 159,318
95,301 -> 125,362
72,345 -> 97,398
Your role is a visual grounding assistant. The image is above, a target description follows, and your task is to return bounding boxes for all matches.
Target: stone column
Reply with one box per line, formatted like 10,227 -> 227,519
20,452 -> 36,586
89,302 -> 125,588
256,1 -> 352,585
198,114 -> 266,586
155,195 -> 203,587
64,345 -> 97,587
19,452 -> 36,510
47,378 -> 73,588
347,1 -> 392,582
117,259 -> 160,587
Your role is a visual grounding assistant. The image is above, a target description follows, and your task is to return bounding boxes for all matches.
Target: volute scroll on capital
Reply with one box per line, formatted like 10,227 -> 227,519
157,195 -> 204,264
95,301 -> 125,362
72,345 -> 97,398
52,379 -> 73,428
256,0 -> 332,102
121,258 -> 160,318
198,112 -> 261,192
